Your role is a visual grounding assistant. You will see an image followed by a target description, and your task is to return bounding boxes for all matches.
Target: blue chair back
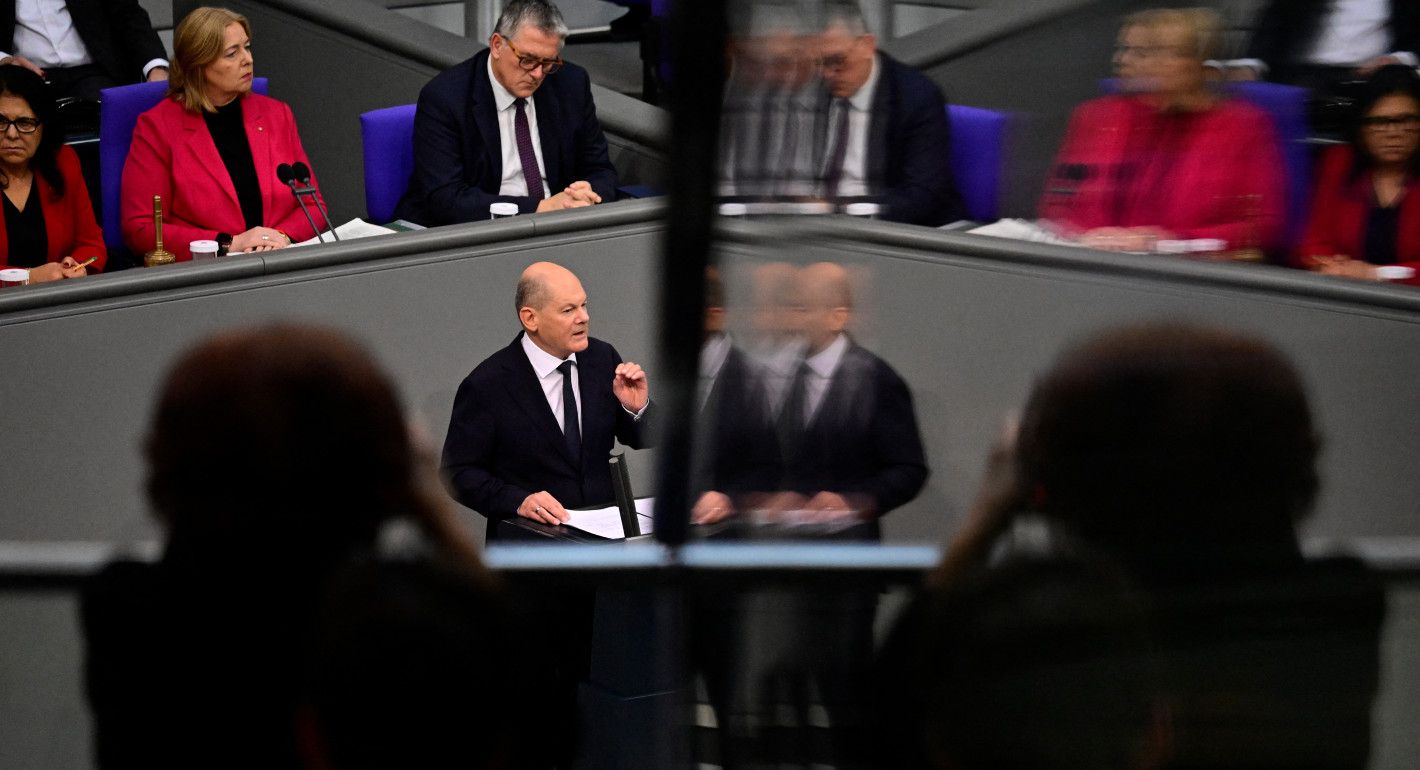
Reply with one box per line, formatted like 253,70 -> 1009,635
947,104 -> 1009,222
99,78 -> 269,252
359,104 -> 416,224
1098,79 -> 1312,247
1231,81 -> 1312,247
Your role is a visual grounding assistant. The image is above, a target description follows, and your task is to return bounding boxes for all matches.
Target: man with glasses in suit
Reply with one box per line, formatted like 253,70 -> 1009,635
395,0 -> 618,225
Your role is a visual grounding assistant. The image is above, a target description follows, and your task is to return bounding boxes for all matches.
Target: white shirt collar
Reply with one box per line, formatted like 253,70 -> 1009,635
846,54 -> 881,112
700,333 -> 733,381
805,333 -> 849,379
521,332 -> 576,379
487,50 -> 519,113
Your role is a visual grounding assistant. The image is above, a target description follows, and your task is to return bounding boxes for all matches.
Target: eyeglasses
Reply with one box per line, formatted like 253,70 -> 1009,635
0,115 -> 40,134
503,38 -> 563,75
1361,114 -> 1420,133
820,36 -> 869,71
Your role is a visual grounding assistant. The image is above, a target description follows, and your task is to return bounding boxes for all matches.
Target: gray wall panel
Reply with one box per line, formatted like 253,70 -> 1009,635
0,593 -> 89,770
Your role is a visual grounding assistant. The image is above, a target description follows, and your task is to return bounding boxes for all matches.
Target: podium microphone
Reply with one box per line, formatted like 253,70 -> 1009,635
276,163 -> 323,244
292,161 -> 340,241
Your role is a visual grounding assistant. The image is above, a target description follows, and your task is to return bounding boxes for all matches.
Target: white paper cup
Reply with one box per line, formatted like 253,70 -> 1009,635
0,268 -> 30,287
1375,266 -> 1416,282
490,202 -> 519,219
189,240 -> 219,260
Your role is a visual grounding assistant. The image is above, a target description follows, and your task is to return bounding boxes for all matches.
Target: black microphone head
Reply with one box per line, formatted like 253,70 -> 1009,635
276,163 -> 293,185
292,162 -> 311,183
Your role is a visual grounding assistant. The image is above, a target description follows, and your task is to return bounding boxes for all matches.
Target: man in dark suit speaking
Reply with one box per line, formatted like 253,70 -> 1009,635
442,261 -> 651,538
816,1 -> 965,226
395,0 -> 618,226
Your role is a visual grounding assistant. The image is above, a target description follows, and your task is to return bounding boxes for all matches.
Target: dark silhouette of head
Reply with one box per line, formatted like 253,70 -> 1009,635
1016,322 -> 1319,561
146,324 -> 423,572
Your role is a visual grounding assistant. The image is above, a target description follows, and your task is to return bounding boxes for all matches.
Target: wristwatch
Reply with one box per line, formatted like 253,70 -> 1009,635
215,232 -> 233,256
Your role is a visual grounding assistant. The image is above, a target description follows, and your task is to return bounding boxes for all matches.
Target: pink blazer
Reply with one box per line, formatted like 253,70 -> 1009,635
120,93 -> 323,261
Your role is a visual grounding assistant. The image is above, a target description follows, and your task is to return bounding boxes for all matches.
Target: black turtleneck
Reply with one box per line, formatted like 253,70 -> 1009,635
202,98 -> 263,231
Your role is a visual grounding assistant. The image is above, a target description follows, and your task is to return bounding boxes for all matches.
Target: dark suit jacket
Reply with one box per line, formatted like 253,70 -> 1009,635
0,0 -> 165,85
1247,0 -> 1420,79
692,343 -> 781,500
394,48 -> 618,225
442,333 -> 652,537
865,52 -> 967,227
780,340 -> 928,539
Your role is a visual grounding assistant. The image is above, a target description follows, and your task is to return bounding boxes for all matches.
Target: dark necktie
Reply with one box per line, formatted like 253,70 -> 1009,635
823,98 -> 850,198
514,98 -> 545,199
777,362 -> 812,463
557,360 -> 581,462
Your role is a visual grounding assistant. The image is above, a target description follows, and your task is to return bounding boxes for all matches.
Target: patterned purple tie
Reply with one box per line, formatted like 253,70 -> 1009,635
824,98 -> 850,198
514,98 -> 545,199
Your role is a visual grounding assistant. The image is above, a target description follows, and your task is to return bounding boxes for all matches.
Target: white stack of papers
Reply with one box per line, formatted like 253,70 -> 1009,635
967,218 -> 1079,247
563,497 -> 655,539
293,218 -> 397,246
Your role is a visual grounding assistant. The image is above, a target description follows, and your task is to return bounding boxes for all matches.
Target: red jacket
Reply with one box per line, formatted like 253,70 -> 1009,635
1297,144 -> 1420,284
1042,96 -> 1286,251
0,145 -> 106,271
120,93 -> 322,261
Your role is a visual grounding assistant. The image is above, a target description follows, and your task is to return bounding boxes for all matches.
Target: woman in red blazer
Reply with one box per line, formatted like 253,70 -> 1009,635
0,65 -> 105,281
120,7 -> 322,262
1297,66 -> 1420,286
1041,9 -> 1285,256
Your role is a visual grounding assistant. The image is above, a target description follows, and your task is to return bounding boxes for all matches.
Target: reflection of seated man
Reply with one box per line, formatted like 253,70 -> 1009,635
1228,0 -> 1418,87
815,1 -> 965,226
772,261 -> 928,534
442,261 -> 651,537
394,0 -> 617,225
0,0 -> 168,103
719,10 -> 824,199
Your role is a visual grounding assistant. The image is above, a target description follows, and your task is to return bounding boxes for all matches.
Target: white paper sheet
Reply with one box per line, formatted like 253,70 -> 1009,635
967,218 -> 1078,247
563,497 -> 655,539
292,218 -> 397,246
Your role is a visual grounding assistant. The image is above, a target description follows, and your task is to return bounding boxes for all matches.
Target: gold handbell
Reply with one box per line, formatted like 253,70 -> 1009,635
144,195 -> 177,267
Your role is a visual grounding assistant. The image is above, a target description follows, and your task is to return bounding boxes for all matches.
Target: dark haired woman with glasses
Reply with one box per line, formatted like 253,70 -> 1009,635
1299,65 -> 1420,284
0,64 -> 105,282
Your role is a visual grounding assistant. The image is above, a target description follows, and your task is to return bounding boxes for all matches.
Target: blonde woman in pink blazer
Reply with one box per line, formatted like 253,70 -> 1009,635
120,6 -> 322,261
